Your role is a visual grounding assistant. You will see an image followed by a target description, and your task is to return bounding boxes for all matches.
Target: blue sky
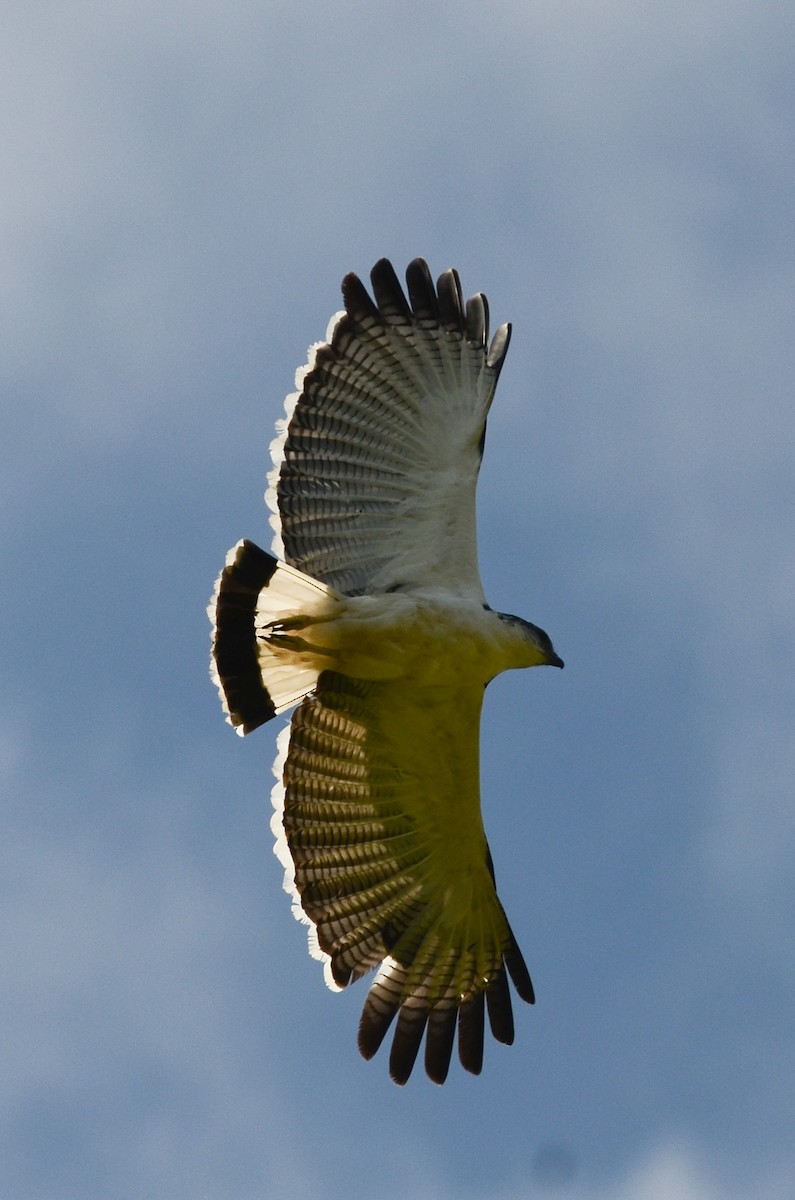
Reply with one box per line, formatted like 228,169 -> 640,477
2,2 -> 794,1197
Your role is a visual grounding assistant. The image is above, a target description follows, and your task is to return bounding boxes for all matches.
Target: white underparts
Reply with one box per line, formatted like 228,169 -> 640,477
256,563 -> 549,696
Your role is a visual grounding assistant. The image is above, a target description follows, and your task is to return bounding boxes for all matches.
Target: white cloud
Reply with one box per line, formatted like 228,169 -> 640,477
585,1144 -> 794,1200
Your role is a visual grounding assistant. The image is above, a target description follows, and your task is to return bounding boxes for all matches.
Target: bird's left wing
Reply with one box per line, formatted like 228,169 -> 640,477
267,258 -> 511,600
271,670 -> 534,1085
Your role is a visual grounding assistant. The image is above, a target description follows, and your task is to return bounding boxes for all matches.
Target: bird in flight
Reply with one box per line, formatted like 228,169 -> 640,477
209,258 -> 563,1085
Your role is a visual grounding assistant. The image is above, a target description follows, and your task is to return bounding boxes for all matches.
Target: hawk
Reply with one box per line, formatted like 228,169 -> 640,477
209,258 -> 563,1085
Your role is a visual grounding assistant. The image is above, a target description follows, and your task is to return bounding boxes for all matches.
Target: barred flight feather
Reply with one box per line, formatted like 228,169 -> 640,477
266,258 -> 511,598
270,671 -> 534,1083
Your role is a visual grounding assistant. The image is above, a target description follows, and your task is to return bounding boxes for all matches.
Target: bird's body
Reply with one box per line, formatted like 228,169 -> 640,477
263,587 -> 553,686
210,258 -> 562,1084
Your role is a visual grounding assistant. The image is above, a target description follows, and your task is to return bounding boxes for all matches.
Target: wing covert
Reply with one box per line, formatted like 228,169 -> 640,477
267,258 -> 511,598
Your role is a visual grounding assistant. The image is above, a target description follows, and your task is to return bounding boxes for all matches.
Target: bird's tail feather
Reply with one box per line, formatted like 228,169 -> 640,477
209,539 -> 335,734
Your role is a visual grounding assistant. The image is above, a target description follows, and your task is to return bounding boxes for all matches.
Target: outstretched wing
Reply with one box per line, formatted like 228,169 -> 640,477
271,671 -> 534,1085
267,258 -> 511,599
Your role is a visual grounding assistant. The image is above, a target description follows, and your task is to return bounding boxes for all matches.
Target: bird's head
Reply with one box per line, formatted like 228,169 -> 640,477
496,612 -> 564,670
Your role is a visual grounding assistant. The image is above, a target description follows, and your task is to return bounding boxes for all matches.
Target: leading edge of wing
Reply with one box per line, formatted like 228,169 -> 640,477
269,671 -> 533,1085
266,259 -> 512,598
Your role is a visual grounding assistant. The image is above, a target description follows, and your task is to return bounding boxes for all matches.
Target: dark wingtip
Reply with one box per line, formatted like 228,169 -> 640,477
485,968 -> 515,1045
465,293 -> 488,347
505,932 -> 535,1005
424,1005 -> 458,1085
405,258 -> 438,324
369,259 -> 414,325
358,990 -> 399,1063
458,992 -> 486,1076
339,260 -> 509,381
341,270 -> 379,323
486,322 -> 512,375
388,1007 -> 428,1085
436,267 -> 465,332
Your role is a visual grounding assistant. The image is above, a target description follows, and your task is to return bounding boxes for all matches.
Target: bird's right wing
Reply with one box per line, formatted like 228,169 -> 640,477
271,670 -> 534,1085
267,258 -> 511,600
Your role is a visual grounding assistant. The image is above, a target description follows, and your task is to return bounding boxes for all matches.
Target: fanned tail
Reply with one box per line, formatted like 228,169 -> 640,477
209,539 -> 336,734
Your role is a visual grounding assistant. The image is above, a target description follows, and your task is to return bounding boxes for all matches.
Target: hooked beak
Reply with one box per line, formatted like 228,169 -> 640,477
546,652 -> 564,669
